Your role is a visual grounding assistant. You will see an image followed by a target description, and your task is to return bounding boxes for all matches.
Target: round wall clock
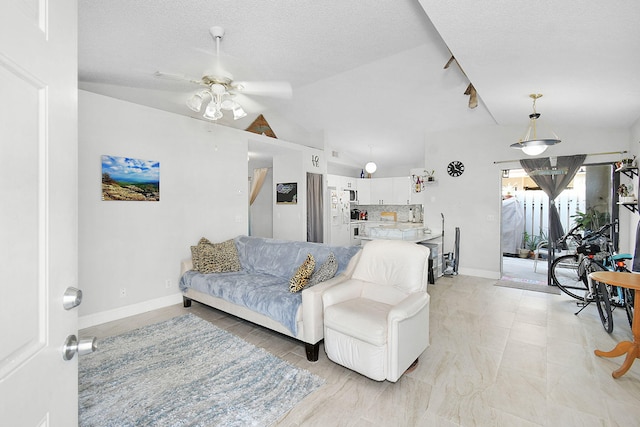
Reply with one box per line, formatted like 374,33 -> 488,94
447,161 -> 465,177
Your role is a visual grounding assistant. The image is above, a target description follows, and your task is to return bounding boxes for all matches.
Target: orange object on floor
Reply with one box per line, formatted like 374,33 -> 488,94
590,271 -> 640,378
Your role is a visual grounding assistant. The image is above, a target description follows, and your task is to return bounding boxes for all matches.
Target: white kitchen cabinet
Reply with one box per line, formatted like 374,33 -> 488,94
357,179 -> 371,204
327,174 -> 340,188
328,174 -> 359,191
370,177 -> 393,204
358,176 -> 423,205
392,176 -> 411,204
342,176 -> 357,190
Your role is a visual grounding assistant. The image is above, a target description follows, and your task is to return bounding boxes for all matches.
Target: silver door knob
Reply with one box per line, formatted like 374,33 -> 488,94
63,287 -> 83,310
62,335 -> 97,361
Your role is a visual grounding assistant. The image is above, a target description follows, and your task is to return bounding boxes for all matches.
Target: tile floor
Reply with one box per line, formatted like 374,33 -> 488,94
502,255 -> 549,285
82,274 -> 640,426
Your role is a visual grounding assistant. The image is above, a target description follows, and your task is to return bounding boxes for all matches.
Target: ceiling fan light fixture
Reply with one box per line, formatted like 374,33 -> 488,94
210,83 -> 226,96
220,99 -> 235,110
232,104 -> 247,120
203,102 -> 223,120
176,25 -> 292,122
510,94 -> 561,156
186,92 -> 206,112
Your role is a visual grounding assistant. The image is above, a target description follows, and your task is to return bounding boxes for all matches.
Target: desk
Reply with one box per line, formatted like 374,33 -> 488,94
590,271 -> 640,378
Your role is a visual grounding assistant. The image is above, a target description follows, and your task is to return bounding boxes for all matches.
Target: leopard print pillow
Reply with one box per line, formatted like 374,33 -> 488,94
289,253 -> 315,293
191,238 -> 240,274
190,237 -> 211,271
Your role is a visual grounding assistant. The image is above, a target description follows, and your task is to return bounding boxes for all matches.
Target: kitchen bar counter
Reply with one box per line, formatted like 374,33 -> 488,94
360,224 -> 442,243
360,228 -> 444,282
360,234 -> 441,243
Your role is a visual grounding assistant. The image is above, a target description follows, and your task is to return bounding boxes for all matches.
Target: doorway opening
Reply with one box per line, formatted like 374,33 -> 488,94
500,163 -> 616,286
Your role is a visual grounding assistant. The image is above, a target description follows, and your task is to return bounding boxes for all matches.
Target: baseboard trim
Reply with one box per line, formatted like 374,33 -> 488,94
79,293 -> 183,329
457,267 -> 501,280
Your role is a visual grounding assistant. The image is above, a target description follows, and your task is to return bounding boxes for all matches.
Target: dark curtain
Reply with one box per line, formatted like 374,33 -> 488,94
520,154 -> 586,284
306,173 -> 324,243
634,221 -> 640,272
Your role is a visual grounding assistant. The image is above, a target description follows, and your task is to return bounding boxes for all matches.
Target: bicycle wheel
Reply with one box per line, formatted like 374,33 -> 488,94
614,266 -> 634,327
624,287 -> 634,328
594,280 -> 614,333
551,254 -> 588,301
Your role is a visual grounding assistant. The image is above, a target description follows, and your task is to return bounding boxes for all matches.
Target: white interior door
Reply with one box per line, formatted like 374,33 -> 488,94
0,1 -> 78,425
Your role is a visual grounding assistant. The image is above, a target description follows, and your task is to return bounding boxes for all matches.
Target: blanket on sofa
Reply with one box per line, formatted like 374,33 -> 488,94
179,235 -> 361,334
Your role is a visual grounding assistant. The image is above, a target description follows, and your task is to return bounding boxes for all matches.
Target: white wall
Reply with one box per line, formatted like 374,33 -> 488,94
78,91 -> 249,326
627,117 -> 640,258
249,166 -> 273,238
423,124 -> 630,279
273,151 -> 304,240
272,144 -> 326,241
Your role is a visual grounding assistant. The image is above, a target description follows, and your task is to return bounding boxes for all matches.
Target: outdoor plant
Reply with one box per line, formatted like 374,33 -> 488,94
618,184 -> 629,197
523,231 -> 544,251
571,208 -> 609,232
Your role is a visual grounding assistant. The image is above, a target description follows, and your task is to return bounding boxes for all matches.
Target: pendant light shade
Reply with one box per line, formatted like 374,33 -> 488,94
365,161 -> 377,174
364,145 -> 377,174
511,94 -> 561,156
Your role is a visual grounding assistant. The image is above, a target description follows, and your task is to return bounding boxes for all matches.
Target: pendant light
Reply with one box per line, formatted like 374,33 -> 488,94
364,145 -> 377,174
510,94 -> 561,156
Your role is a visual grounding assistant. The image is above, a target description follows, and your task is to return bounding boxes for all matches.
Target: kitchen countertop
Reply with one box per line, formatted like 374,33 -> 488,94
360,223 -> 442,243
350,220 -> 424,225
359,233 -> 441,243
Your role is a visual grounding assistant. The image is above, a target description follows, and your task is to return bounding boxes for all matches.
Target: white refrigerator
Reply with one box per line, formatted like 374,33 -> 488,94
329,188 -> 351,246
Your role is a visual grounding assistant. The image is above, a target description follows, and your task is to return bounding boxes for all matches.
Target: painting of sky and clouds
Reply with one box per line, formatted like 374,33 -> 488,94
101,155 -> 160,201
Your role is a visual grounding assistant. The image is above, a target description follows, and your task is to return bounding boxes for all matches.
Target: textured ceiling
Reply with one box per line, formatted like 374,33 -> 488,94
78,0 -> 640,172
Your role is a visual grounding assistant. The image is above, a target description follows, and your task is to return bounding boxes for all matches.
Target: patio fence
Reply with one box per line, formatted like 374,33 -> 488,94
511,189 -> 586,241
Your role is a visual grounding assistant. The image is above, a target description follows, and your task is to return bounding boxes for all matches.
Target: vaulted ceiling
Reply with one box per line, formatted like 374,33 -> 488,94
78,0 -> 640,172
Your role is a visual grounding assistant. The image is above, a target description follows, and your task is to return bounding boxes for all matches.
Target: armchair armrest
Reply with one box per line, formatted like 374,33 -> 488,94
301,273 -> 351,343
387,291 -> 430,382
322,279 -> 366,308
388,291 -> 430,322
299,249 -> 363,344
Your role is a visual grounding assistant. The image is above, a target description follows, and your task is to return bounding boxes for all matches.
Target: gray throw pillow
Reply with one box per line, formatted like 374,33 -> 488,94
307,252 -> 338,286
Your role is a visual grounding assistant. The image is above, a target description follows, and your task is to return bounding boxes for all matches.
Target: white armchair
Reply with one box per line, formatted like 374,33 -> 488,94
322,240 -> 431,382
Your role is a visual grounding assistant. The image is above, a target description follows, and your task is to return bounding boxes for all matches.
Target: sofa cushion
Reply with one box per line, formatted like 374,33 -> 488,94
324,298 -> 391,346
192,238 -> 241,274
308,252 -> 338,286
289,253 -> 315,292
234,235 -> 361,280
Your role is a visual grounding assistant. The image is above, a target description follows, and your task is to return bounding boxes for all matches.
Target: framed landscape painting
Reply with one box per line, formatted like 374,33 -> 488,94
101,155 -> 160,201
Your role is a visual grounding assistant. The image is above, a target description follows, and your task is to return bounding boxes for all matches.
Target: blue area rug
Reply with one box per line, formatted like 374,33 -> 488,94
79,313 -> 324,426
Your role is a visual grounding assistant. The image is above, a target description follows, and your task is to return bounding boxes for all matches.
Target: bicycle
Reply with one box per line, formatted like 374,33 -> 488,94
550,223 -> 633,332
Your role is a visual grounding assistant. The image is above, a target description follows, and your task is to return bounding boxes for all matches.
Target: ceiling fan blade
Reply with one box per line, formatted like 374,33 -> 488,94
232,81 -> 293,99
232,93 -> 265,113
154,71 -> 202,85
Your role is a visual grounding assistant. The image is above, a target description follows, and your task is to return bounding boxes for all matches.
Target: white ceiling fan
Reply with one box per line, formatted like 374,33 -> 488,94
155,26 -> 292,121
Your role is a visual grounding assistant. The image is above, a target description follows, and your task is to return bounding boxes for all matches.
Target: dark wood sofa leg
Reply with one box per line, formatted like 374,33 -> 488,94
183,296 -> 192,308
305,342 -> 320,362
405,358 -> 419,373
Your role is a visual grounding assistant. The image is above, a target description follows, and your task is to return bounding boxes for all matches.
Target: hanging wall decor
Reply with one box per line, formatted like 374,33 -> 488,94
410,168 -> 430,192
101,155 -> 160,201
276,182 -> 297,204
